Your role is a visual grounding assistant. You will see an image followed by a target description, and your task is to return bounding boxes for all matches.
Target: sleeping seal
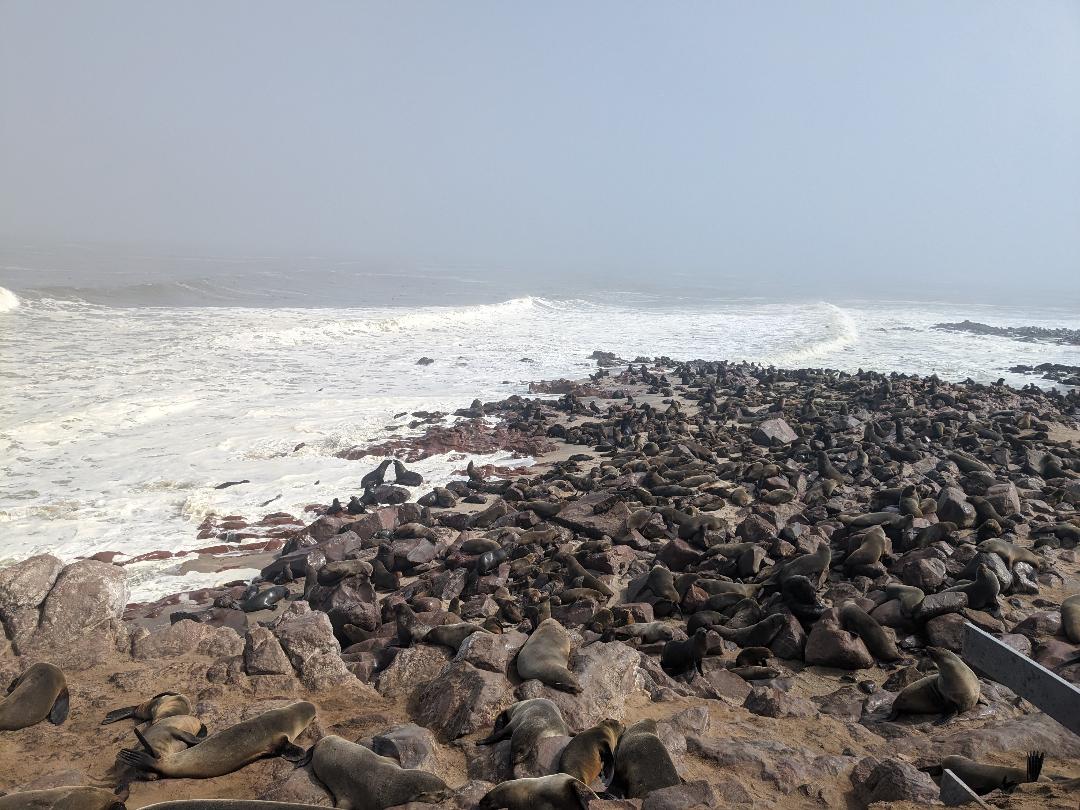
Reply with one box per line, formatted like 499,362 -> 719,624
515,619 -> 582,693
0,787 -> 124,810
309,734 -> 451,809
478,699 -> 569,768
0,662 -> 69,730
477,774 -> 596,810
117,701 -> 316,778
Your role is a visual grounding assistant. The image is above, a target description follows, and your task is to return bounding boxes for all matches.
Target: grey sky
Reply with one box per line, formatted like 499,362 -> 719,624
1,2 -> 1078,296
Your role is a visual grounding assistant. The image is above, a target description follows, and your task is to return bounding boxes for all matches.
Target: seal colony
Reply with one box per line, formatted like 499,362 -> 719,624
2,357 -> 1080,807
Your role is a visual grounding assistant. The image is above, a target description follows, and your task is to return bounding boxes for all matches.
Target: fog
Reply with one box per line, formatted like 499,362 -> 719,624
2,2 -> 1078,301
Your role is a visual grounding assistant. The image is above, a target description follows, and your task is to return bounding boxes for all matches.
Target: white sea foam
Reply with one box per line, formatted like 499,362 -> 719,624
0,286 -> 19,312
1,291 -> 1077,600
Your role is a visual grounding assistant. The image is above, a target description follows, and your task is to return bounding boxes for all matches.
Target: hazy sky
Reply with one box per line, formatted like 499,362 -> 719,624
1,2 -> 1078,295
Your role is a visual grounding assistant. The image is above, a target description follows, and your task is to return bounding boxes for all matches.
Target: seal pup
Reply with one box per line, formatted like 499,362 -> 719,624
611,719 -> 681,798
111,715 -> 208,787
309,734 -> 451,809
515,619 -> 582,693
103,692 -> 192,726
558,718 -> 623,787
477,774 -> 596,810
888,648 -> 980,723
920,752 -> 1045,795
117,701 -> 316,778
0,787 -> 125,810
0,662 -> 69,730
660,628 -> 709,677
239,585 -> 289,613
479,698 -> 569,768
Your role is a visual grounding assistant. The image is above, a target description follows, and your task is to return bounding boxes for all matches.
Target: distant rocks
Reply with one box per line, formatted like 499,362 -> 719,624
934,320 -> 1080,346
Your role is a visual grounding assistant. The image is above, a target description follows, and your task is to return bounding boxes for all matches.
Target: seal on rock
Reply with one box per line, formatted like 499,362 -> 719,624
117,701 -> 316,778
1060,594 -> 1080,643
479,698 -> 569,767
660,627 -> 709,677
0,662 -> 69,730
515,618 -> 582,693
309,734 -> 451,809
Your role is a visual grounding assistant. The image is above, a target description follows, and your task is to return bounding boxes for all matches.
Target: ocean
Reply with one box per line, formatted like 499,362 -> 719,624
2,253 -> 1078,601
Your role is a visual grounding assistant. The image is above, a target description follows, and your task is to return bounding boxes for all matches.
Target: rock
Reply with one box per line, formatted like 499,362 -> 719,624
924,612 -> 966,652
32,560 -> 128,651
307,577 -> 379,635
271,603 -> 356,689
743,686 -> 814,718
814,686 -> 867,721
557,493 -> 631,539
912,590 -> 968,622
456,630 -> 527,674
1012,561 -> 1041,594
850,757 -> 938,804
133,619 -> 244,660
377,646 -> 452,699
752,418 -> 798,447
244,627 -> 294,676
768,610 -> 808,660
515,641 -> 643,729
462,739 -> 513,784
985,482 -> 1021,517
654,540 -> 703,572
701,665 -> 753,703
0,554 -> 63,652
641,780 -> 716,810
371,723 -> 442,771
805,613 -> 874,670
414,661 -> 513,740
902,558 -> 946,592
1013,610 -> 1061,639
516,734 -> 571,779
937,488 -> 976,528
999,633 -> 1033,656
257,767 -> 333,805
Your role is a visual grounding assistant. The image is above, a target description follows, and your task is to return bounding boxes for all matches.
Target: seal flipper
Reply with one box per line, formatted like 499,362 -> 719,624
1027,751 -> 1045,782
102,706 -> 138,725
173,730 -> 202,747
196,723 -> 208,738
133,727 -> 161,759
599,741 -> 616,789
116,748 -> 159,773
48,687 -> 69,725
278,740 -> 308,763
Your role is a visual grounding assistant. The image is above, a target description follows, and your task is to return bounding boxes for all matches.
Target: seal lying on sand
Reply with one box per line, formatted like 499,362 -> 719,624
309,734 -> 451,809
0,662 -> 69,730
103,692 -> 191,725
117,701 -> 316,778
921,751 -> 1045,795
0,787 -> 125,810
477,774 -> 597,810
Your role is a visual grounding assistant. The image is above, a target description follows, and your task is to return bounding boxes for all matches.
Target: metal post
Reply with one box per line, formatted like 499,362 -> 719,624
940,769 -> 990,808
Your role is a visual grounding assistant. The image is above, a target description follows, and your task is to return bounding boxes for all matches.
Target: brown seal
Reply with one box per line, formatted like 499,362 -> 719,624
1061,594 -> 1080,643
515,618 -> 581,693
977,538 -> 1043,569
309,734 -> 451,809
839,602 -> 902,662
921,752 -> 1044,795
477,774 -> 596,810
478,698 -> 569,768
117,701 -> 316,778
558,718 -> 623,787
612,719 -> 681,798
889,648 -> 980,722
0,662 -> 69,730
102,692 -> 191,725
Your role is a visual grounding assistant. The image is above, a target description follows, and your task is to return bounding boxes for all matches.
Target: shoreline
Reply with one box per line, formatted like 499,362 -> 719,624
2,357 -> 1080,807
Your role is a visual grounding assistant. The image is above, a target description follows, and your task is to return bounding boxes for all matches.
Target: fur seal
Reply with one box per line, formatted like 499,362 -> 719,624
843,526 -> 886,571
138,805 -> 328,810
709,613 -> 785,648
637,566 -> 681,616
767,542 -> 831,587
515,619 -> 582,693
309,734 -> 451,809
661,628 -> 709,677
423,622 -> 488,652
612,719 -> 681,798
922,752 -> 1044,795
977,538 -> 1043,570
612,622 -> 677,644
1062,594 -> 1080,643
103,692 -> 191,725
392,460 -> 424,487
943,564 -> 1001,611
839,603 -> 901,662
240,585 -> 289,613
477,774 -> 596,810
781,575 -> 827,621
885,583 -> 925,616
558,718 -> 623,787
479,699 -> 569,767
361,460 -> 393,489
0,662 -> 69,730
889,648 -> 980,722
117,701 -> 316,778
0,787 -> 125,810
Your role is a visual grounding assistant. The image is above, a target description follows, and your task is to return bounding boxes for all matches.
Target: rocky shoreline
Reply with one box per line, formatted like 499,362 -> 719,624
3,358 -> 1080,809
933,320 -> 1080,347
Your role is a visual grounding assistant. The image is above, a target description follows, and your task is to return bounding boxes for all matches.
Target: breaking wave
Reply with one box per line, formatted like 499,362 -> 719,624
766,303 -> 859,366
0,286 -> 19,313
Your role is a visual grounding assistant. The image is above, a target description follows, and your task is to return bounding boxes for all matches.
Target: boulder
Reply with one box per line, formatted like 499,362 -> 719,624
133,619 -> 243,660
752,418 -> 798,447
937,488 -> 976,528
924,613 -> 966,652
805,613 -> 874,670
557,493 -> 631,539
414,661 -> 514,740
376,646 -> 452,699
271,603 -> 356,689
743,686 -> 814,718
0,554 -> 64,652
371,723 -> 443,772
850,757 -> 938,804
456,630 -> 527,674
244,627 -> 294,676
